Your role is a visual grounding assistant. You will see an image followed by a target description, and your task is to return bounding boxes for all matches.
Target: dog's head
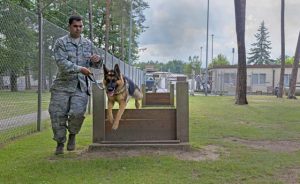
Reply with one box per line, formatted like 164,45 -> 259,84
103,64 -> 124,96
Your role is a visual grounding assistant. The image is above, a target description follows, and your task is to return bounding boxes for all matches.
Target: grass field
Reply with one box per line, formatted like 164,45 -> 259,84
0,91 -> 50,120
1,95 -> 300,183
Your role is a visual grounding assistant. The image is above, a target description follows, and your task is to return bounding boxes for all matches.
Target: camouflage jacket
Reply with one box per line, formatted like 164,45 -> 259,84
51,34 -> 102,93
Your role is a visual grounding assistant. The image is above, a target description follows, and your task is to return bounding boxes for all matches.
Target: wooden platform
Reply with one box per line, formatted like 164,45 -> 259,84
142,84 -> 174,107
89,82 -> 189,150
103,109 -> 176,141
89,142 -> 190,151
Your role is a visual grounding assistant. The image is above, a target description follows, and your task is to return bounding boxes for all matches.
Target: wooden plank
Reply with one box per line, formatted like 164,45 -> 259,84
89,143 -> 191,151
145,93 -> 171,105
92,84 -> 106,143
177,76 -> 187,81
103,109 -> 176,141
105,109 -> 175,120
101,140 -> 180,144
176,82 -> 189,142
170,84 -> 174,106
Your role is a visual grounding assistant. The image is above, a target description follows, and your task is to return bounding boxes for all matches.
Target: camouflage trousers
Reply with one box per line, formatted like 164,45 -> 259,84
48,87 -> 88,143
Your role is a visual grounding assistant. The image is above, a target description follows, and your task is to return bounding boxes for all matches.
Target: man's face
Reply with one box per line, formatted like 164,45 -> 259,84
69,20 -> 83,38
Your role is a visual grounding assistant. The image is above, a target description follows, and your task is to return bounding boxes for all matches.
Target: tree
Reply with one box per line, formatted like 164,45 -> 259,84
234,0 -> 248,105
208,54 -> 230,68
0,1 -> 37,91
278,0 -> 285,98
165,60 -> 184,73
183,56 -> 201,76
285,57 -> 294,65
248,21 -> 273,65
105,0 -> 111,56
32,0 -> 149,64
288,32 -> 300,99
275,56 -> 293,65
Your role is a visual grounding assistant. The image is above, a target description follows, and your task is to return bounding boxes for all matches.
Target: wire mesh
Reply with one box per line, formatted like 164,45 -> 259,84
0,1 -> 145,143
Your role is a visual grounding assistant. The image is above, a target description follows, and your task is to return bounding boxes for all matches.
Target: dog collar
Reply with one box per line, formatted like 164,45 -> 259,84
112,84 -> 126,95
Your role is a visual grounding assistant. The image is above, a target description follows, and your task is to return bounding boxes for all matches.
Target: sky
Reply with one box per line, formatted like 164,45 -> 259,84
137,0 -> 300,67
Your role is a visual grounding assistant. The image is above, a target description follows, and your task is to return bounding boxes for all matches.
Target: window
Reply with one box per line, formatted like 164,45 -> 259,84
284,74 -> 291,87
224,73 -> 236,84
252,73 -> 266,85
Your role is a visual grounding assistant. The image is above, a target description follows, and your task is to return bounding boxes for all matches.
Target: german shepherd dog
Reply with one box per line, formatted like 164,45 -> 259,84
103,64 -> 143,130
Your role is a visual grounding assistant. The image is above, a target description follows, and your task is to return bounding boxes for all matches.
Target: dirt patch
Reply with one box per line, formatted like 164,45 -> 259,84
173,145 -> 224,161
277,167 -> 300,184
63,145 -> 228,162
251,99 -> 274,103
226,137 -> 300,153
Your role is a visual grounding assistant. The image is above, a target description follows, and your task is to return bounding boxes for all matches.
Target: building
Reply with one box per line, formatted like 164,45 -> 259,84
145,71 -> 187,92
144,64 -> 158,73
209,65 -> 300,95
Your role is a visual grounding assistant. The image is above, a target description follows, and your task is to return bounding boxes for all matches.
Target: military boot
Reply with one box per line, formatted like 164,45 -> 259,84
67,134 -> 76,151
55,143 -> 64,155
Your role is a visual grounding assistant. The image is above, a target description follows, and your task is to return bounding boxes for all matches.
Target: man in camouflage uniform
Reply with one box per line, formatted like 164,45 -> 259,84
49,15 -> 103,155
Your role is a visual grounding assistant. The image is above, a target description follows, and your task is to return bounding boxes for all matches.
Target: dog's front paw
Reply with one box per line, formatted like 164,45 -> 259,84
112,121 -> 119,130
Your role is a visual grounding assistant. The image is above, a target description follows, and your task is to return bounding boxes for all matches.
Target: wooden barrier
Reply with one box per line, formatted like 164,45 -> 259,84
89,82 -> 189,150
142,84 -> 174,107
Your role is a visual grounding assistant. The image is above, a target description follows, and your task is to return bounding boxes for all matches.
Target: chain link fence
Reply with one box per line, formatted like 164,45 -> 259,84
0,1 -> 145,143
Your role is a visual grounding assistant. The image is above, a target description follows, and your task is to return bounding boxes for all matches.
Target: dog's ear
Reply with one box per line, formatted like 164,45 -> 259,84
114,64 -> 121,78
103,64 -> 108,75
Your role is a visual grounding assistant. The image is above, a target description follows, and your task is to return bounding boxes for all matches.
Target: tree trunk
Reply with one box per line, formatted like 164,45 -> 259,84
43,69 -> 47,90
24,64 -> 31,90
288,32 -> 300,99
0,76 -> 4,90
278,0 -> 285,98
10,70 -> 18,92
98,14 -> 106,47
105,0 -> 111,59
234,0 -> 248,105
111,21 -> 115,55
120,5 -> 125,61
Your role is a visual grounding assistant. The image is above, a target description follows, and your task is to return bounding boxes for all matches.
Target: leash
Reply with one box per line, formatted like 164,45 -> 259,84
87,73 -> 103,90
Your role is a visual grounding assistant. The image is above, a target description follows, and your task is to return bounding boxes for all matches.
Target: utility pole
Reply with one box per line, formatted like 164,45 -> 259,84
200,46 -> 203,75
205,0 -> 210,96
211,34 -> 214,62
200,46 -> 203,63
232,48 -> 235,65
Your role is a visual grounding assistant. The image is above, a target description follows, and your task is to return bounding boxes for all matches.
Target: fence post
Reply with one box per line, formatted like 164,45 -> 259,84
176,82 -> 189,142
37,0 -> 43,131
92,83 -> 106,143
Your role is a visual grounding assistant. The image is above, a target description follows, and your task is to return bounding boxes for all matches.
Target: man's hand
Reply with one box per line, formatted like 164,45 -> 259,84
80,67 -> 92,76
90,54 -> 101,63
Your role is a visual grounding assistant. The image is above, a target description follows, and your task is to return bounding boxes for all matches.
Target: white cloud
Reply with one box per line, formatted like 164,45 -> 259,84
138,0 -> 300,66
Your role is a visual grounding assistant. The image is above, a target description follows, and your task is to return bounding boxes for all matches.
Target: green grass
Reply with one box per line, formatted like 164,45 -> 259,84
0,91 -> 50,120
0,122 -> 48,143
1,95 -> 300,183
